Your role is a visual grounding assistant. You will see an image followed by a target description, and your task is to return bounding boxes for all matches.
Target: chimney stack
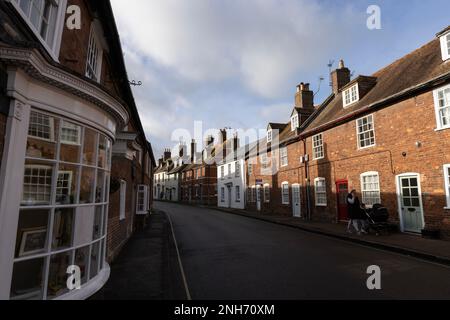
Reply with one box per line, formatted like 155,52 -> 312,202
163,148 -> 171,161
331,59 -> 351,94
220,129 -> 227,144
190,139 -> 197,163
158,158 -> 163,167
295,82 -> 314,109
205,135 -> 215,147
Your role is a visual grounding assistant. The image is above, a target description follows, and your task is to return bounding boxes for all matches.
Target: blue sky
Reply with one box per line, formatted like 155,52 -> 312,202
110,0 -> 450,157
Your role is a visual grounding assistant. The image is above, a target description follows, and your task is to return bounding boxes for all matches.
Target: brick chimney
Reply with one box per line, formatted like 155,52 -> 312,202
220,129 -> 227,143
158,158 -> 163,167
204,135 -> 214,147
163,148 -> 171,161
295,82 -> 314,109
331,59 -> 351,94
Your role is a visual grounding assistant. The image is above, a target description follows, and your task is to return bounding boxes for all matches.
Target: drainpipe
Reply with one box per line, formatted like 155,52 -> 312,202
302,138 -> 311,221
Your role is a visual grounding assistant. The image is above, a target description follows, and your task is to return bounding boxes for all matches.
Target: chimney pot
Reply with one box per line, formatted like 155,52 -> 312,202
339,59 -> 345,69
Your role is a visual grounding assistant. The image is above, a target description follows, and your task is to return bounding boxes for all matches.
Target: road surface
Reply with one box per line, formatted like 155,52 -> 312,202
156,202 -> 450,300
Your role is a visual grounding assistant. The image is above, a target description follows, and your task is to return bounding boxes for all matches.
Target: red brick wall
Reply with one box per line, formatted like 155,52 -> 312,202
59,0 -> 121,99
246,87 -> 450,238
303,89 -> 450,237
180,165 -> 217,205
107,151 -> 152,262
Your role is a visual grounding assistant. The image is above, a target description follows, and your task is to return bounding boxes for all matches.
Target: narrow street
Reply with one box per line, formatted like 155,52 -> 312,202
156,202 -> 450,300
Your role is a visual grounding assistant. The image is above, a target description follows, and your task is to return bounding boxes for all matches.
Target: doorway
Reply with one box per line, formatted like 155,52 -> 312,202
292,184 -> 301,218
336,180 -> 349,221
397,174 -> 425,233
256,185 -> 262,211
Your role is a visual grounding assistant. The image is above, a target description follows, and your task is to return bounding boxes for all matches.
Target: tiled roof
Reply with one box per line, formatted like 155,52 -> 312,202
303,37 -> 450,135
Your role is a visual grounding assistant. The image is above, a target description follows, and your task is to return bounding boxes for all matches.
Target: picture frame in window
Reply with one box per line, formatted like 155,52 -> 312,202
19,227 -> 48,257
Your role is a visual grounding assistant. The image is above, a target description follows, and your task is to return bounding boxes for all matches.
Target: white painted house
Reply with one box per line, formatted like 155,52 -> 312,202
217,136 -> 247,210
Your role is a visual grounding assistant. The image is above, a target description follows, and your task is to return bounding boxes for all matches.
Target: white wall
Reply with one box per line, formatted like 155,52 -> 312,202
217,159 -> 246,210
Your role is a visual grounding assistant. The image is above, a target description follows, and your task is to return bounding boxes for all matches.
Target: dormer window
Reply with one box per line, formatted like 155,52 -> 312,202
267,129 -> 273,143
343,84 -> 359,108
440,31 -> 450,61
291,115 -> 299,131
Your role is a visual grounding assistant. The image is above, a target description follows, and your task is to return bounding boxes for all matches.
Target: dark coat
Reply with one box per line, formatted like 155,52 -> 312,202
347,194 -> 364,220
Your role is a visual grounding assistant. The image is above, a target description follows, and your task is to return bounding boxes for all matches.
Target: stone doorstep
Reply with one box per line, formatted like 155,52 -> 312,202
196,205 -> 450,267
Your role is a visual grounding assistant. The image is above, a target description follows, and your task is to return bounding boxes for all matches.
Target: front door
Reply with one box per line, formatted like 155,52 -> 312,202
292,184 -> 301,218
398,175 -> 424,233
227,185 -> 232,208
336,180 -> 349,221
256,185 -> 262,211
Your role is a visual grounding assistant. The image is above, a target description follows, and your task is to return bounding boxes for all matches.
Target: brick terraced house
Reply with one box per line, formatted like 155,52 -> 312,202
0,0 -> 154,299
246,27 -> 450,239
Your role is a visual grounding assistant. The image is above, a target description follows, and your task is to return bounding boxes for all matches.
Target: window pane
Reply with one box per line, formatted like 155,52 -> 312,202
93,206 -> 102,240
22,160 -> 53,206
83,128 -> 97,166
79,167 -> 95,204
10,258 -> 45,300
97,135 -> 107,168
15,209 -> 49,258
60,122 -> 81,163
52,208 -> 74,250
90,242 -> 100,280
56,164 -> 78,205
95,169 -> 105,203
75,246 -> 89,285
27,111 -> 58,160
47,251 -> 72,299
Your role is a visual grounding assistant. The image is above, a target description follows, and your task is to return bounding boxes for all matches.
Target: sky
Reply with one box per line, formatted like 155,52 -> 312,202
110,0 -> 450,158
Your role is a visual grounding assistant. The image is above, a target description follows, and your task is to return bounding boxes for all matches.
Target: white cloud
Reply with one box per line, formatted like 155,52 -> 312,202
111,0 -> 361,99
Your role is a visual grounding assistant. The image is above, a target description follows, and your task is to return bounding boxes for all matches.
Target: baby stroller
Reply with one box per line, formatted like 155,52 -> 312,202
363,204 -> 390,236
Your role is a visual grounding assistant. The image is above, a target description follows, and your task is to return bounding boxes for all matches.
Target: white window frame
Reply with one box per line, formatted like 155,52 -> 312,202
119,180 -> 126,220
221,187 -> 225,203
444,165 -> 450,209
11,0 -> 67,60
433,84 -> 450,131
291,114 -> 299,131
280,147 -> 288,167
136,185 -> 149,215
314,178 -> 327,207
343,84 -> 359,108
235,162 -> 241,178
440,32 -> 450,61
228,163 -> 232,179
356,114 -> 376,149
235,186 -> 241,202
267,129 -> 273,143
281,182 -> 290,205
86,23 -> 104,82
360,171 -> 381,207
22,164 -> 53,205
55,170 -> 73,202
312,134 -> 324,160
60,121 -> 81,145
221,166 -> 225,180
248,163 -> 253,176
28,111 -> 55,142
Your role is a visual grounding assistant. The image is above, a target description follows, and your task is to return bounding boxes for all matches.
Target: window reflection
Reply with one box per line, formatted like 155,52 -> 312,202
79,167 -> 95,204
96,170 -> 105,203
93,206 -> 102,240
47,251 -> 72,299
15,209 -> 49,258
22,160 -> 53,206
83,128 -> 97,166
26,111 -> 58,160
98,135 -> 107,168
75,246 -> 89,285
60,121 -> 81,163
56,164 -> 78,205
10,258 -> 45,300
52,208 -> 74,250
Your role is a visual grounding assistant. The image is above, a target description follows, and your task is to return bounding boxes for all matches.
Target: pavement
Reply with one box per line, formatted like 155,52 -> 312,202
91,210 -> 187,300
157,201 -> 450,300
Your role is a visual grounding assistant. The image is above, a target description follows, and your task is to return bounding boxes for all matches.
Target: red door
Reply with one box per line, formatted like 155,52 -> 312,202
336,180 -> 349,221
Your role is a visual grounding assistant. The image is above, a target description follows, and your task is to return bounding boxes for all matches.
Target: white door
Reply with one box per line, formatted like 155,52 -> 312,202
398,175 -> 424,233
256,185 -> 262,211
292,184 -> 301,218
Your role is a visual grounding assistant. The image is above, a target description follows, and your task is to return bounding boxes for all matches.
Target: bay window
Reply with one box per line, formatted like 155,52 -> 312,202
12,109 -> 112,300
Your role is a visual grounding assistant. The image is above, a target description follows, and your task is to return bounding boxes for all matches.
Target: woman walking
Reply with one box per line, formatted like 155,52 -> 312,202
347,190 -> 367,235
